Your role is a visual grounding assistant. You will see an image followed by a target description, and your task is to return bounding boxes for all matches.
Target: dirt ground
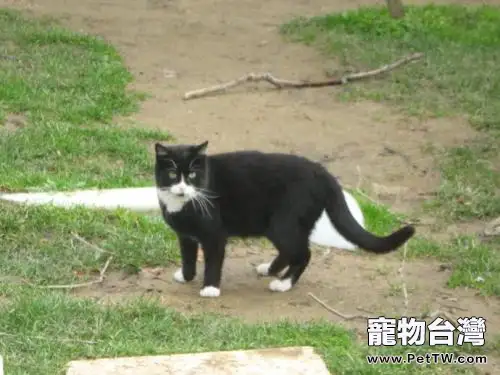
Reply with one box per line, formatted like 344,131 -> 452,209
2,0 -> 499,370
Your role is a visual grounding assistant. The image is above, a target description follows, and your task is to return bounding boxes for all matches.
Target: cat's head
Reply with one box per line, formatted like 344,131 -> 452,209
154,141 -> 210,206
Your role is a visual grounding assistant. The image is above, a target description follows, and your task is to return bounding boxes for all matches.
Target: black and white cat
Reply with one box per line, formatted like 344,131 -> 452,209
155,141 -> 415,298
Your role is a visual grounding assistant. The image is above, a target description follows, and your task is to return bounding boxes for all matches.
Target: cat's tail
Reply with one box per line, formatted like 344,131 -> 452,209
324,174 -> 415,254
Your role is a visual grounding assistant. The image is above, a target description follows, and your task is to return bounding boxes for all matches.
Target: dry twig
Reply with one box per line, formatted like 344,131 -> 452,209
345,165 -> 383,206
41,256 -> 113,290
310,295 -> 458,325
72,233 -> 115,255
398,243 -> 409,315
183,53 -> 424,100
308,292 -> 373,321
0,236 -> 114,290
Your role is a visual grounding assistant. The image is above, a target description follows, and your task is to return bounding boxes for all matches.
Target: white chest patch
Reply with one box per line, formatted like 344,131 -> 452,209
157,189 -> 189,213
157,176 -> 198,213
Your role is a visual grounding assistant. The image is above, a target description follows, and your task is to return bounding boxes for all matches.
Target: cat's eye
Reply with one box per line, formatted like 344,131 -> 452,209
188,171 -> 196,179
168,171 -> 177,179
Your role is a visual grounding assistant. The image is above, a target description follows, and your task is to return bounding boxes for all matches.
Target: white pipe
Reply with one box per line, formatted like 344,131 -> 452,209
0,187 -> 160,212
0,187 -> 364,250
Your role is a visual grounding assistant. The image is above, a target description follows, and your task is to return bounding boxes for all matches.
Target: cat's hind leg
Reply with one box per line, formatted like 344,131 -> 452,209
265,223 -> 311,292
255,256 -> 288,278
268,241 -> 311,292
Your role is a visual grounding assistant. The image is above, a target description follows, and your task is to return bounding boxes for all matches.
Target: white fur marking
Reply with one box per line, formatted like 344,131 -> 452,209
256,262 -> 288,277
200,286 -> 220,298
170,176 -> 189,196
157,176 -> 198,213
256,262 -> 271,276
173,268 -> 186,283
269,278 -> 293,292
157,189 -> 187,213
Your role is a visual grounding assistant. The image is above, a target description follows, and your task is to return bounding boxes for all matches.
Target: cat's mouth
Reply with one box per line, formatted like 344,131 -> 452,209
158,188 -> 188,198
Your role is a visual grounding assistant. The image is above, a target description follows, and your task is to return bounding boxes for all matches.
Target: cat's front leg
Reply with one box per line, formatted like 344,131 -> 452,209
173,235 -> 199,283
199,236 -> 227,298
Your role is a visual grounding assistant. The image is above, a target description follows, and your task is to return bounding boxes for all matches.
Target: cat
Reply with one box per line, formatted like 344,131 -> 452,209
154,141 -> 415,298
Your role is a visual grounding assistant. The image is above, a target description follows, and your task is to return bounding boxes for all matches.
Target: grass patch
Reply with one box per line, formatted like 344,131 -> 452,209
281,4 -> 500,220
0,121 -> 169,191
428,141 -> 500,221
280,4 -> 500,130
353,190 -> 500,296
0,202 -> 178,285
0,9 -> 141,124
1,198 -> 489,375
0,291 -> 485,375
0,199 -> 490,374
409,235 -> 500,297
0,8 -> 169,191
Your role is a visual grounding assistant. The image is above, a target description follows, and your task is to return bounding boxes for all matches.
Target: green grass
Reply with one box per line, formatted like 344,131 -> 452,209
281,4 -> 500,220
353,190 -> 500,297
1,290 -> 489,375
0,121 -> 169,191
0,8 -> 170,192
428,141 -> 500,221
0,9 -> 141,124
0,199 -> 492,375
0,202 -> 178,285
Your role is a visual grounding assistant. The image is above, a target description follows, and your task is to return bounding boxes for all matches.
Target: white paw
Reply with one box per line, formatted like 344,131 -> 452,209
173,268 -> 186,283
256,262 -> 271,276
269,278 -> 293,292
200,286 -> 221,298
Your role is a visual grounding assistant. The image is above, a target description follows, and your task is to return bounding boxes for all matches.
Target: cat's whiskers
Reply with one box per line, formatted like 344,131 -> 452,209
195,196 -> 211,218
192,191 -> 214,218
200,195 -> 214,217
191,195 -> 204,217
198,193 -> 215,208
189,195 -> 201,215
196,187 -> 219,198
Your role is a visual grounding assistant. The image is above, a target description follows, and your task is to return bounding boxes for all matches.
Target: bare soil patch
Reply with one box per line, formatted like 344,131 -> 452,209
1,113 -> 26,133
73,243 -> 500,340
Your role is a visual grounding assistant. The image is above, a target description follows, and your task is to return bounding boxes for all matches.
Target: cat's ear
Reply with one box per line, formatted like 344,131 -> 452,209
193,141 -> 208,155
154,143 -> 169,158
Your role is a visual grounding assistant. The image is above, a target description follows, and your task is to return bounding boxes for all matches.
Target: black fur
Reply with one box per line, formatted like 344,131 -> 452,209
154,141 -> 415,294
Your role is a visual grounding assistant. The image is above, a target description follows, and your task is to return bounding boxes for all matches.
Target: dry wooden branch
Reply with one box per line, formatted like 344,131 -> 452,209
42,256 -> 112,290
310,293 -> 458,325
398,243 -> 409,315
72,233 -> 115,255
308,293 -> 373,321
183,52 -> 424,100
